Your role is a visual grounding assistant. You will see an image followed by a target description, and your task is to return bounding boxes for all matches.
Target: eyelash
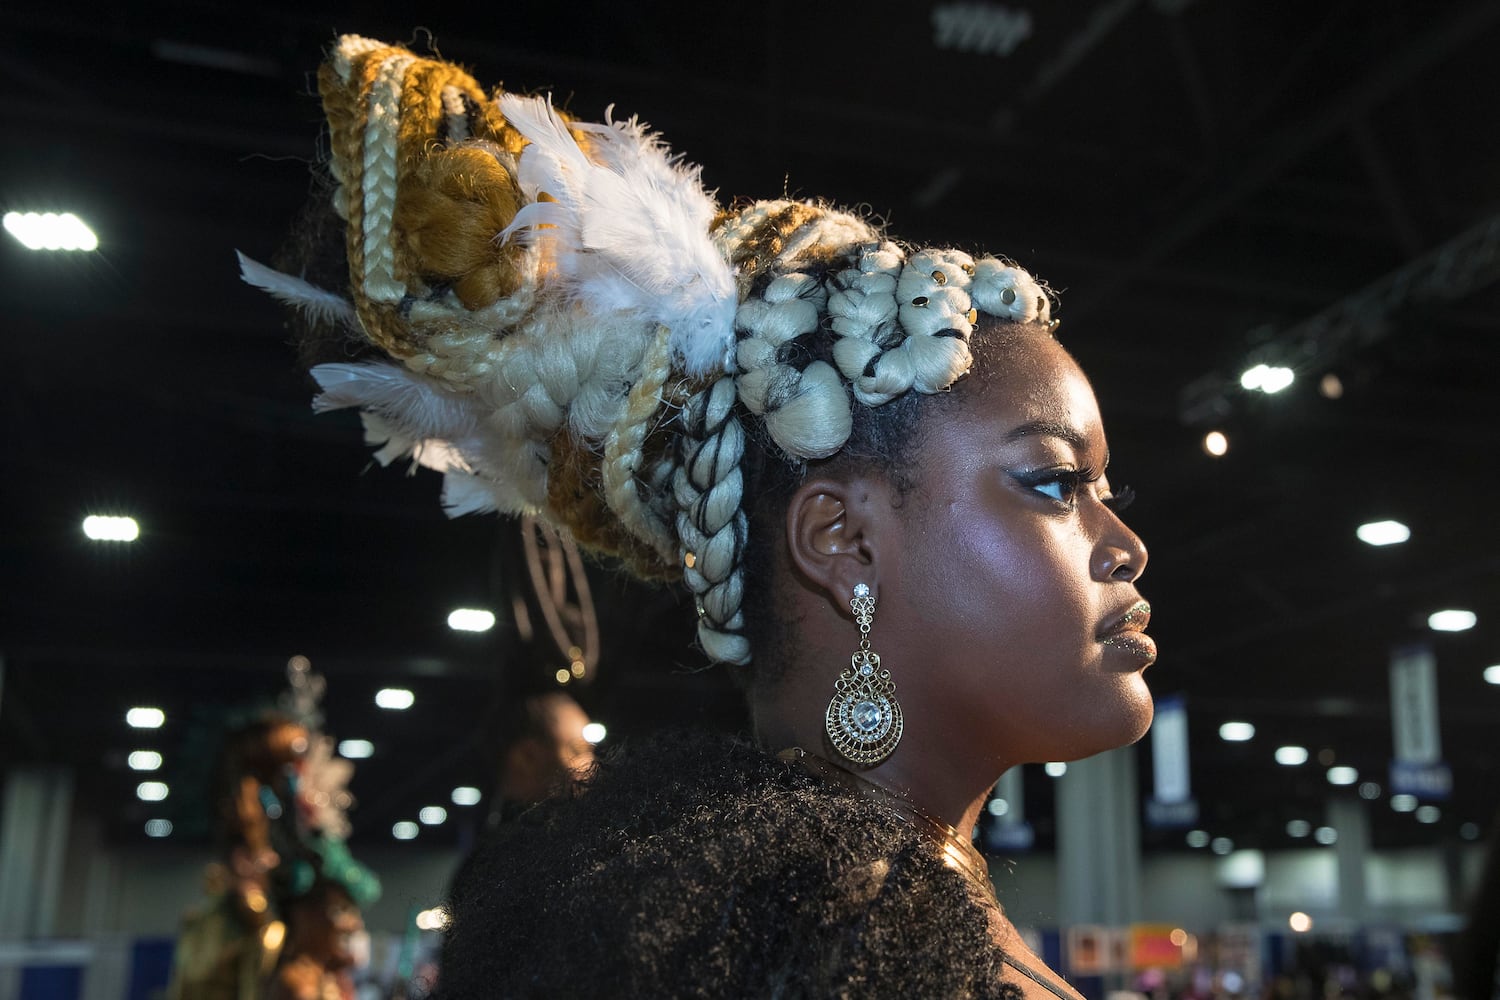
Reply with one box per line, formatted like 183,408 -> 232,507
1020,468 -> 1135,513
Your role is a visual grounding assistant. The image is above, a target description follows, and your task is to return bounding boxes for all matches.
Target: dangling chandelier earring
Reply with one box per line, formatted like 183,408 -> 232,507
825,583 -> 903,767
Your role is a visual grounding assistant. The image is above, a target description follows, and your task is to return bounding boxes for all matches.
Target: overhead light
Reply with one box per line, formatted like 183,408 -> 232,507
136,781 -> 169,802
375,688 -> 414,710
1210,837 -> 1233,855
1358,782 -> 1382,800
1274,745 -> 1308,766
1415,805 -> 1441,824
451,786 -> 482,806
83,515 -> 139,542
1285,819 -> 1311,838
1289,911 -> 1313,933
1313,826 -> 1337,845
1461,823 -> 1481,840
1202,430 -> 1228,457
144,819 -> 173,838
4,211 -> 98,251
1239,363 -> 1294,394
1185,830 -> 1210,848
1356,520 -> 1409,546
127,707 -> 165,729
392,821 -> 419,840
419,806 -> 447,825
1485,665 -> 1500,685
1318,373 -> 1344,399
415,906 -> 452,931
1326,766 -> 1358,786
581,722 -> 607,744
1390,794 -> 1418,813
1219,721 -> 1255,742
1043,762 -> 1067,777
337,739 -> 374,759
128,750 -> 163,771
987,798 -> 1009,817
1428,609 -> 1476,632
447,608 -> 496,633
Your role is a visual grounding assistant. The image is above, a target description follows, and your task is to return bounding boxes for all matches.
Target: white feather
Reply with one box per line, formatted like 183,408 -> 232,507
497,94 -> 737,375
441,469 -> 502,516
310,362 -> 477,444
236,251 -> 357,329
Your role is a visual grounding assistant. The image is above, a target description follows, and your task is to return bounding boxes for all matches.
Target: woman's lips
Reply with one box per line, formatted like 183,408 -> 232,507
1102,630 -> 1157,665
1099,600 -> 1156,665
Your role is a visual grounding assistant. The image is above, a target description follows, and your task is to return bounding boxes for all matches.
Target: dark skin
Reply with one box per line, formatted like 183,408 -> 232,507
753,329 -> 1153,844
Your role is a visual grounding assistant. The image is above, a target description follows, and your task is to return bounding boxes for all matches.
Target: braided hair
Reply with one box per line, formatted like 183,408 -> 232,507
249,35 -> 1056,672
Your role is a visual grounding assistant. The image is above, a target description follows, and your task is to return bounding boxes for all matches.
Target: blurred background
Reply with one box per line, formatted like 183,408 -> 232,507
1,1 -> 1497,998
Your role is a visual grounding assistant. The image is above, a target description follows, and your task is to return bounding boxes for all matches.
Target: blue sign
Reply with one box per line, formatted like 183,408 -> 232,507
1146,796 -> 1199,828
1389,760 -> 1452,799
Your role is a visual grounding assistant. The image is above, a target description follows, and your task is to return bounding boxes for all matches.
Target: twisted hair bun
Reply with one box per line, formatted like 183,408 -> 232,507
243,35 -> 1055,665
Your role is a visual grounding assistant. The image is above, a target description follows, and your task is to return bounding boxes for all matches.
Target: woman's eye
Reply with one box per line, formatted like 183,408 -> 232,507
1029,471 -> 1082,506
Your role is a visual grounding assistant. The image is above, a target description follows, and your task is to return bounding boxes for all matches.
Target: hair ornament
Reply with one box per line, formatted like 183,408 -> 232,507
243,35 -> 1059,666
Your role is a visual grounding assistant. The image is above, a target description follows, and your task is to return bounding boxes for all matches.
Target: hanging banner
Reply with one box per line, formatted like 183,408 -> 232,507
1388,645 -> 1451,799
1147,694 -> 1197,827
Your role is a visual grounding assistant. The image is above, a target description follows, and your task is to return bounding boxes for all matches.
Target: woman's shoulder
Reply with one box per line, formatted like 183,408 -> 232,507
440,729 -> 1016,998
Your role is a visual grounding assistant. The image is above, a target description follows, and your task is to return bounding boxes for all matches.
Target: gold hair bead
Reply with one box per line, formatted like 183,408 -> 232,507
1047,318 -> 1061,332
911,296 -> 929,307
684,551 -> 697,569
966,308 -> 978,325
931,270 -> 946,285
1000,287 -> 1016,305
960,262 -> 975,275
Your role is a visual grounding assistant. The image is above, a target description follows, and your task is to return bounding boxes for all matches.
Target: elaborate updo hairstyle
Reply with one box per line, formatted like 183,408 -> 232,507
244,35 -> 1056,670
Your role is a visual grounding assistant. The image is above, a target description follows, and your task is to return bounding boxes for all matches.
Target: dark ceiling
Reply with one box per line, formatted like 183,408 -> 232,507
2,0 -> 1497,861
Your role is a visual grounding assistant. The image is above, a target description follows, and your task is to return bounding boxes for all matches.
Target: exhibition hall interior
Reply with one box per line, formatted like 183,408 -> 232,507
1,1 -> 1497,998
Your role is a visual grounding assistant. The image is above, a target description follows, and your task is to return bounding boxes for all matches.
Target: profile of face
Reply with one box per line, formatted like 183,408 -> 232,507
880,330 -> 1154,767
501,693 -> 596,804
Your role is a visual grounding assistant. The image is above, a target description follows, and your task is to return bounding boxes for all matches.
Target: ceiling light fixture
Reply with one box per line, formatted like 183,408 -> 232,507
1390,794 -> 1418,813
144,819 -> 173,838
1313,826 -> 1337,845
1219,721 -> 1255,742
1210,837 -> 1234,855
1485,665 -> 1500,685
1356,520 -> 1410,546
419,806 -> 447,825
1185,830 -> 1210,848
375,688 -> 414,710
337,739 -> 374,759
1326,766 -> 1358,786
4,211 -> 98,251
1285,820 -> 1311,838
1274,745 -> 1308,766
136,781 -> 169,802
392,821 -> 419,840
451,786 -> 482,806
581,722 -> 607,744
1415,805 -> 1441,824
1203,430 -> 1228,457
447,608 -> 496,632
83,515 -> 140,542
1043,762 -> 1067,777
128,751 -> 163,771
126,707 -> 165,729
1239,363 -> 1294,394
1428,609 -> 1476,632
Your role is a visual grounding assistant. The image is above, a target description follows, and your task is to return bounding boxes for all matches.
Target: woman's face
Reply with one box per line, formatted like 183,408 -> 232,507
883,331 -> 1154,766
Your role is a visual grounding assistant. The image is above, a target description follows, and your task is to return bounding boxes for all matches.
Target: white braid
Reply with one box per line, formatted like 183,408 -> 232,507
602,325 -> 679,562
361,53 -> 416,305
332,35 -> 385,85
673,377 -> 750,665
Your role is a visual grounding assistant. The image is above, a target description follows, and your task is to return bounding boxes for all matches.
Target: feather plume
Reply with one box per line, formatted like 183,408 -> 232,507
498,95 -> 737,375
310,362 -> 477,445
236,251 -> 357,329
441,469 -> 502,516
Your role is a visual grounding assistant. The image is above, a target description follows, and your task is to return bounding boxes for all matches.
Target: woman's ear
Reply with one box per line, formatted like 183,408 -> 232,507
784,476 -> 891,613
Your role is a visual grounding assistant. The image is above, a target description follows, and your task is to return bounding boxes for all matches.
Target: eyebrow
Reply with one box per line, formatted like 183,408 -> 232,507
1003,419 -> 1110,467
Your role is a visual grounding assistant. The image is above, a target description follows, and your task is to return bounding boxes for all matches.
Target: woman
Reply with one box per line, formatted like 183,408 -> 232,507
248,35 -> 1154,998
